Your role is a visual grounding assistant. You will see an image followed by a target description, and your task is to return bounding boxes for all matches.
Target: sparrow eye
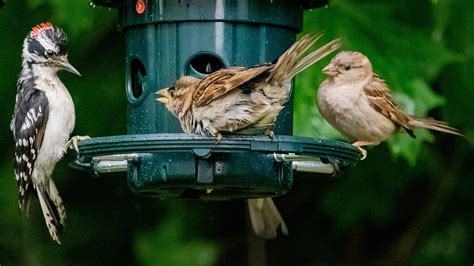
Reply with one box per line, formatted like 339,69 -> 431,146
45,49 -> 55,57
169,86 -> 175,97
344,65 -> 351,71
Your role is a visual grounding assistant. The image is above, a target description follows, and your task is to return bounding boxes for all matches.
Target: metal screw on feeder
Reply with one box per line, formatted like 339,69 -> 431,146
70,0 -> 361,200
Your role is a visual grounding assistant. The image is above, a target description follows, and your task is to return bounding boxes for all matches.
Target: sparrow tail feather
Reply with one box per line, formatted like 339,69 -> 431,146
266,34 -> 323,83
290,38 -> 343,79
409,116 -> 463,137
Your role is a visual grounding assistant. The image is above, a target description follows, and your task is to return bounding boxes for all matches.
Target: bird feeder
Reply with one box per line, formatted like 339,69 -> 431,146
71,0 -> 360,200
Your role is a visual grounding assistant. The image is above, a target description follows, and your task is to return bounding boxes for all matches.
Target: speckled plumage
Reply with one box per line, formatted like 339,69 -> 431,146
11,23 -> 79,244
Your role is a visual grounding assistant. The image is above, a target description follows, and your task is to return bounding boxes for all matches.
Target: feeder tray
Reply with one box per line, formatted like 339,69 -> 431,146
70,134 -> 360,200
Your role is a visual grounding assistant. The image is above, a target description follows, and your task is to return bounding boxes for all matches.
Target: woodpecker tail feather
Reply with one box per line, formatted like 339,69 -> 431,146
247,198 -> 288,239
48,178 -> 66,227
266,34 -> 342,83
36,182 -> 65,244
409,116 -> 463,137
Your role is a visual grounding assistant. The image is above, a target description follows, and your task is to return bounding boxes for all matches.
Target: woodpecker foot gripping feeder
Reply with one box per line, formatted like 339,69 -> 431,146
70,0 -> 360,200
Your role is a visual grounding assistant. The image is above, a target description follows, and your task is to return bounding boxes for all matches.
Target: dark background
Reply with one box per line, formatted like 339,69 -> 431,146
0,0 -> 472,265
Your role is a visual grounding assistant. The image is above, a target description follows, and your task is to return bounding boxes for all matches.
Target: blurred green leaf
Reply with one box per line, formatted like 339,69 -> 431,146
135,207 -> 218,266
412,222 -> 468,265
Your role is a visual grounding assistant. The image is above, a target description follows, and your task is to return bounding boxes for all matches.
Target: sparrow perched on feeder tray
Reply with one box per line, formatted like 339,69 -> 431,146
317,51 -> 463,159
157,34 -> 342,239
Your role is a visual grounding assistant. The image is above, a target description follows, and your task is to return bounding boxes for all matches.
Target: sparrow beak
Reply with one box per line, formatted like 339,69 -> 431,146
57,59 -> 81,76
322,64 -> 338,76
156,88 -> 171,104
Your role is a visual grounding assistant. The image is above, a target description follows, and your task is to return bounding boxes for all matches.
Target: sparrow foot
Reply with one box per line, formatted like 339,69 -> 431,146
214,132 -> 223,144
264,130 -> 275,139
351,140 -> 377,160
67,135 -> 91,154
355,146 -> 367,160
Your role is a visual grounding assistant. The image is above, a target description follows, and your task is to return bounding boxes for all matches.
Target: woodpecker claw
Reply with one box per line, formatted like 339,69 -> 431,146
67,135 -> 90,154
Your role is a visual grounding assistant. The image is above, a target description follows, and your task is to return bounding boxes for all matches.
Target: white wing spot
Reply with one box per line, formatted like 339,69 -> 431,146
21,107 -> 43,131
21,119 -> 31,131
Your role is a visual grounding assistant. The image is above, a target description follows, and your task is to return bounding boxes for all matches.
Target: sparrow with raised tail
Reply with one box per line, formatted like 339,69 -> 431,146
157,34 -> 342,239
317,51 -> 463,159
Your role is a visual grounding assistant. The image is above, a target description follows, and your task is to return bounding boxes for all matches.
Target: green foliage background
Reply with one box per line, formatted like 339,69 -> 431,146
0,0 -> 472,265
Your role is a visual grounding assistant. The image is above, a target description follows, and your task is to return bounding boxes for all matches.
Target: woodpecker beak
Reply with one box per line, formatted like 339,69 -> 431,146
156,88 -> 170,104
57,59 -> 81,76
322,63 -> 339,76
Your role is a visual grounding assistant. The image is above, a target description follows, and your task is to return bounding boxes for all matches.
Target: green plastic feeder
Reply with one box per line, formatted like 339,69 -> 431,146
71,0 -> 360,200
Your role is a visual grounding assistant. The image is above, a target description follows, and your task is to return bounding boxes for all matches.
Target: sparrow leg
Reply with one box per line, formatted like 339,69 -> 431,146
355,146 -> 368,160
66,135 -> 91,154
264,130 -> 275,139
351,140 -> 378,160
215,132 -> 223,144
352,140 -> 379,147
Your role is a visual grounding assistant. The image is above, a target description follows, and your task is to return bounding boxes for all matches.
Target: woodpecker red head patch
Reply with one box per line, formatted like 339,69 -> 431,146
32,22 -> 54,38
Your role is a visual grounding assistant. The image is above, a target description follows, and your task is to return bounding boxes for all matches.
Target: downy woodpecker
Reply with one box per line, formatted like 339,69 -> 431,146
11,22 -> 80,244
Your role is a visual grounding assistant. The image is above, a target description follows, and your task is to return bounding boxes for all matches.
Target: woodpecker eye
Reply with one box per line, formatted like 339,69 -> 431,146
45,50 -> 55,57
344,65 -> 351,71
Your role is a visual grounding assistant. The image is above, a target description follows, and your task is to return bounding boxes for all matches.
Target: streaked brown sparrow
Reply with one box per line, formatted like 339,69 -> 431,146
157,34 -> 342,239
317,51 -> 462,159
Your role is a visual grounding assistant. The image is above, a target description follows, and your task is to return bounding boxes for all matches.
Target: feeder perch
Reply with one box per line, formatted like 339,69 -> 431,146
70,0 -> 360,200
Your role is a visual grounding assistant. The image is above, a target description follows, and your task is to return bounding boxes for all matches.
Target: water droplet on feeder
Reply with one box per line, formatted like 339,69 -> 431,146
89,1 -> 96,8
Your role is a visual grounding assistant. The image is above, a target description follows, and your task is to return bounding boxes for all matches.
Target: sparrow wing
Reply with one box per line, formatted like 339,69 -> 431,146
364,75 -> 415,137
194,65 -> 273,107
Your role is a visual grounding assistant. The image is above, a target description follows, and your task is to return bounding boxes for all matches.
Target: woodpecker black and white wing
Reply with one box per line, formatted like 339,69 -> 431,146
11,87 -> 65,243
12,87 -> 49,211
